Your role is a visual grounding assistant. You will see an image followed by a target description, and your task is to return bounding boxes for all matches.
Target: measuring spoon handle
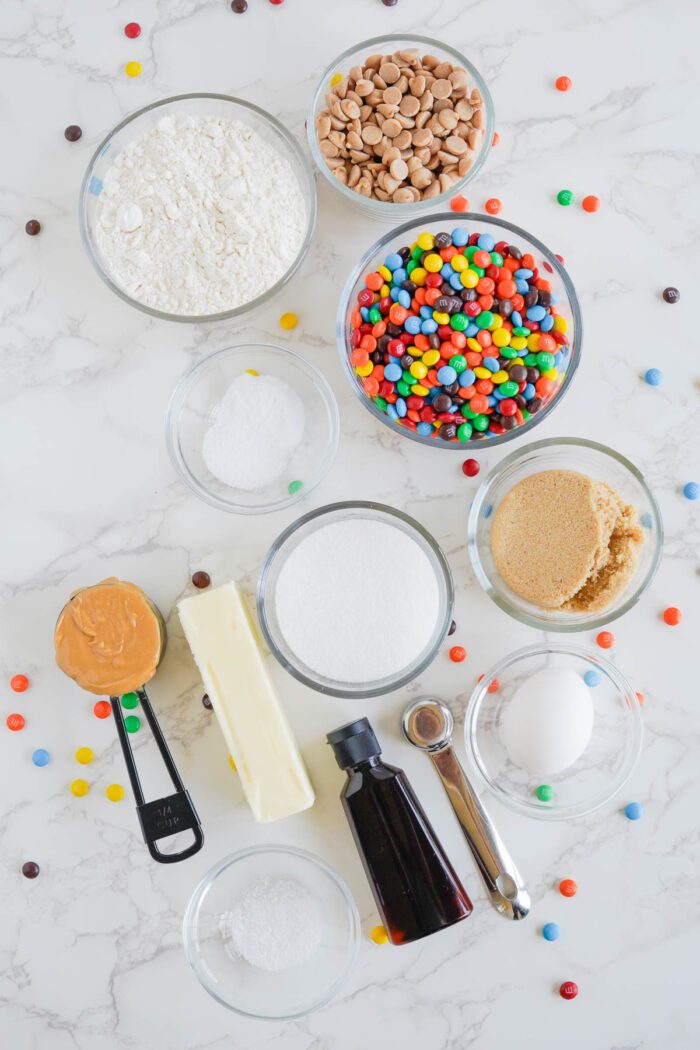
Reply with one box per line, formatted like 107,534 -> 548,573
429,745 -> 530,920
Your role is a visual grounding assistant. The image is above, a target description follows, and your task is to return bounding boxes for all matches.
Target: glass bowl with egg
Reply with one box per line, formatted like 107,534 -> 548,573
308,34 -> 494,221
165,344 -> 339,514
80,94 -> 317,322
464,643 -> 644,820
467,437 -> 663,630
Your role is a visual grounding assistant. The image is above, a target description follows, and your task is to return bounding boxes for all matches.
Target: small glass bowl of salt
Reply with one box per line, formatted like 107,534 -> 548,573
166,344 -> 340,514
183,845 -> 360,1019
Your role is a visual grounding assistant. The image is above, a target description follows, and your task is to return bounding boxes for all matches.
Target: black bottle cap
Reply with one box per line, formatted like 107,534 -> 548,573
327,718 -> 381,770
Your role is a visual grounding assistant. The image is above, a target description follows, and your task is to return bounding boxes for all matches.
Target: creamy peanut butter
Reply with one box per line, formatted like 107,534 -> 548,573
55,578 -> 164,696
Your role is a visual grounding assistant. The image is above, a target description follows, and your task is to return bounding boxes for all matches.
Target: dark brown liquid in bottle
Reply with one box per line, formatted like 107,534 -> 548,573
341,756 -> 473,944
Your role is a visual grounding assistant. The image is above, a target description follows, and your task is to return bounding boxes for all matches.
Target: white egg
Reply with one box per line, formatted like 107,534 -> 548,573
501,667 -> 595,776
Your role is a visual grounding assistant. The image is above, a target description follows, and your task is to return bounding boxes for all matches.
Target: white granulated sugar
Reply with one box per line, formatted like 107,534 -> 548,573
222,876 -> 322,972
202,372 -> 305,490
274,518 -> 441,683
95,114 -> 307,315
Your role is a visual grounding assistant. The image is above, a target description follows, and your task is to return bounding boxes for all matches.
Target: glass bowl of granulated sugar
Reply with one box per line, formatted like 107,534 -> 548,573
257,501 -> 455,697
166,344 -> 340,514
80,94 -> 316,322
183,845 -> 360,1020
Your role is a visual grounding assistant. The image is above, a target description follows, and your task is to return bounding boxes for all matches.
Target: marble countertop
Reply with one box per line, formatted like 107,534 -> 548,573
2,0 -> 698,1047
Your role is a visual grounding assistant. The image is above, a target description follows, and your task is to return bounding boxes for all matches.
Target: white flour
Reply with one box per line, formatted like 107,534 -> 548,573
273,518 -> 441,682
95,113 -> 307,315
222,876 -> 322,972
202,372 -> 305,490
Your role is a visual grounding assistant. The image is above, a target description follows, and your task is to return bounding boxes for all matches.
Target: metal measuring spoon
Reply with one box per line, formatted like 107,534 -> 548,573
401,697 -> 530,921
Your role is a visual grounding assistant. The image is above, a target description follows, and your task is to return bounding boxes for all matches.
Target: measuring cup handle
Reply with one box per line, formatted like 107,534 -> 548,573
111,690 -> 204,864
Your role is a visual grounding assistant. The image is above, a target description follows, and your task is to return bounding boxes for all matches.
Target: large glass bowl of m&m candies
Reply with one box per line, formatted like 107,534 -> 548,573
337,213 -> 582,448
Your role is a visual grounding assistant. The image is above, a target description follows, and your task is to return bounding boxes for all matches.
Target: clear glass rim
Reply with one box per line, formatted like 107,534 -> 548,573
79,93 -> 318,324
466,436 -> 664,630
165,343 -> 340,515
307,33 -> 495,217
336,210 -> 583,449
256,500 -> 455,697
464,642 -> 644,821
182,844 -> 361,1020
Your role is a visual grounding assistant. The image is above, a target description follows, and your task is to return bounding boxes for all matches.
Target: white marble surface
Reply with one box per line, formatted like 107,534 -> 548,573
1,0 -> 699,1047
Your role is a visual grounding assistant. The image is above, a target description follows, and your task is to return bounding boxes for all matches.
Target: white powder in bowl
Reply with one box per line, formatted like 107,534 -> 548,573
202,372 -> 305,491
95,114 -> 307,316
273,518 -> 442,683
222,876 -> 322,972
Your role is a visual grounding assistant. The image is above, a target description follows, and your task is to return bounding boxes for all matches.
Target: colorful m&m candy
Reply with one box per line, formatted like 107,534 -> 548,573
348,228 -> 571,444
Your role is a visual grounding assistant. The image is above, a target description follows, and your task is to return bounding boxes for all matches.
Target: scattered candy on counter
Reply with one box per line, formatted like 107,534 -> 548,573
484,197 -> 501,214
121,692 -> 139,709
477,674 -> 500,694
542,921 -> 560,941
583,669 -> 601,687
559,878 -> 577,897
625,801 -> 643,820
462,457 -> 480,476
202,693 -> 213,709
93,700 -> 112,719
662,286 -> 679,304
279,311 -> 298,330
535,784 -> 554,802
581,195 -> 600,213
11,674 -> 29,692
449,645 -> 466,663
192,570 -> 211,589
106,784 -> 125,802
348,227 -> 572,443
557,189 -> 574,206
25,220 -> 41,236
7,713 -> 25,731
124,21 -> 141,38
231,0 -> 248,10
663,606 -> 681,626
555,76 -> 572,92
448,619 -> 457,635
71,779 -> 89,797
287,479 -> 304,495
124,715 -> 141,733
596,631 -> 614,649
559,981 -> 578,1000
269,0 -> 284,5
371,924 -> 389,944
451,195 -> 469,212
22,861 -> 40,879
381,0 -> 398,7
125,60 -> 142,78
64,125 -> 82,142
32,748 -> 51,767
75,747 -> 94,765
644,367 -> 663,386
683,482 -> 699,500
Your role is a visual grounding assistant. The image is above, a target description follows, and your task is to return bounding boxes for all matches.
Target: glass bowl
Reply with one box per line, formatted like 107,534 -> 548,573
464,643 -> 643,820
165,344 -> 340,514
467,437 -> 663,631
337,212 -> 581,449
183,846 -> 360,1020
308,34 -> 494,221
79,94 -> 317,323
257,501 -> 454,697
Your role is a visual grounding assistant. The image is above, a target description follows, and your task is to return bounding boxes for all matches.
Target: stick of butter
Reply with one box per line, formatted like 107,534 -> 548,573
178,582 -> 314,823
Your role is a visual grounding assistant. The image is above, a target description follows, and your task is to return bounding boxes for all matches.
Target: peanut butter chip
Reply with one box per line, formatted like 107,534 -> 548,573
432,79 -> 453,100
382,118 -> 402,138
355,79 -> 374,97
383,86 -> 402,106
399,95 -> 421,117
389,157 -> 408,181
361,124 -> 383,146
379,61 -> 400,85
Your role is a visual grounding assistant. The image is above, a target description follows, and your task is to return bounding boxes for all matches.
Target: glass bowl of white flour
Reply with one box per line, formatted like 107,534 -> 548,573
166,343 -> 340,514
257,501 -> 454,697
79,94 -> 316,322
